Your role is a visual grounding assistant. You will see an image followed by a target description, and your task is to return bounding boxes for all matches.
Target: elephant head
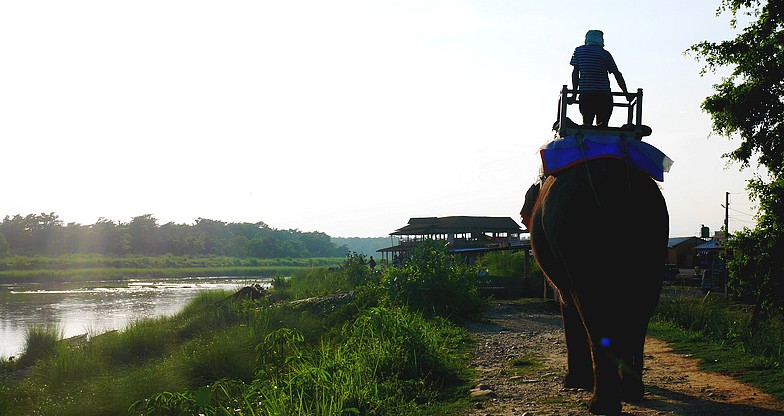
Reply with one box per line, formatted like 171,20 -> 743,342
525,157 -> 668,415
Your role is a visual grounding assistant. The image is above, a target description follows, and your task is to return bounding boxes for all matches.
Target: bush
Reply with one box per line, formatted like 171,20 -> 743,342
383,241 -> 483,320
476,250 -> 527,277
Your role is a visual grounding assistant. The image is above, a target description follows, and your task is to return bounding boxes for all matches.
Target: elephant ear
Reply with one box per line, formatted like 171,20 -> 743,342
520,182 -> 541,229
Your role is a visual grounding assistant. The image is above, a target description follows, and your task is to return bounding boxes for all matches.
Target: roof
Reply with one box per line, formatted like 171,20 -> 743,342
390,216 -> 523,236
377,241 -> 531,254
667,237 -> 707,248
695,240 -> 724,250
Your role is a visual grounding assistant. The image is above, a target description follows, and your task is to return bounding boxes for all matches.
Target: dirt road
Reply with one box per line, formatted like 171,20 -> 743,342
464,300 -> 784,416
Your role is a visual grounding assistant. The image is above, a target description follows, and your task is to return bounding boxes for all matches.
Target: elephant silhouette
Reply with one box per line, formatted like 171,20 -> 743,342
521,157 -> 668,415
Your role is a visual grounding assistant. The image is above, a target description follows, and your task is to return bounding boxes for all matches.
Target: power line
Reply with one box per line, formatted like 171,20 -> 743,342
728,207 -> 755,216
729,217 -> 756,225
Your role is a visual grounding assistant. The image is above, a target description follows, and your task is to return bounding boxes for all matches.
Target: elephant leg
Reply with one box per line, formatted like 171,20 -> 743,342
619,330 -> 645,402
619,314 -> 654,402
588,332 -> 623,416
620,275 -> 661,402
561,292 -> 593,389
575,297 -> 623,416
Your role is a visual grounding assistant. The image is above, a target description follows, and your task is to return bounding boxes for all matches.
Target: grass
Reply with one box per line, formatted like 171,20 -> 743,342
0,254 -> 344,283
1,252 -> 480,415
651,287 -> 784,400
16,323 -> 62,367
509,355 -> 547,377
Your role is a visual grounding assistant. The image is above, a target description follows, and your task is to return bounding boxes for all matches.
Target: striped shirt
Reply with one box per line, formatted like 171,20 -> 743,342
570,45 -> 619,91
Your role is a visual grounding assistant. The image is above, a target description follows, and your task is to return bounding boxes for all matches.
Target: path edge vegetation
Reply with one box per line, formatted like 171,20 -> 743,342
0,242 -> 484,415
688,0 -> 784,331
1,248 -> 784,414
639,0 -> 784,403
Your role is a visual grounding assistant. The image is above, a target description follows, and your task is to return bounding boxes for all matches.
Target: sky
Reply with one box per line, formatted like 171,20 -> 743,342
0,1 -> 763,238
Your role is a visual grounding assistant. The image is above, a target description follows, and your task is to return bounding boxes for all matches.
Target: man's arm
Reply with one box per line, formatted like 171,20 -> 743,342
613,71 -> 633,101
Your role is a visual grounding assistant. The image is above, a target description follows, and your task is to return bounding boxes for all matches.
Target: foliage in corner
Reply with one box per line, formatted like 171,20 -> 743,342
689,0 -> 784,328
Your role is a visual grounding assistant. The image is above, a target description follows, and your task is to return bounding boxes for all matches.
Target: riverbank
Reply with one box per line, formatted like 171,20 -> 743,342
0,276 -> 270,359
0,254 -> 344,283
0,247 -> 480,415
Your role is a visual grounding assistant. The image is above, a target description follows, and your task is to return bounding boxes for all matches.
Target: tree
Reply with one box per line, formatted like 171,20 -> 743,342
90,218 -> 130,254
0,213 -> 63,255
690,0 -> 784,327
0,231 -> 10,258
128,214 -> 161,255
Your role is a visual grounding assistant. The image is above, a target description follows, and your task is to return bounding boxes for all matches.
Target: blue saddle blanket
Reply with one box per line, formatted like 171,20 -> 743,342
540,135 -> 673,181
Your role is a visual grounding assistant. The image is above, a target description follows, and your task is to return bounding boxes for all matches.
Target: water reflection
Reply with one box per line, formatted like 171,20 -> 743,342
0,277 -> 270,359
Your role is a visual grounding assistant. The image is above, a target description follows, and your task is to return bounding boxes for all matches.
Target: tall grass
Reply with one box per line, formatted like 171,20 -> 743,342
135,307 -> 473,416
17,323 -> 62,367
651,288 -> 784,398
653,289 -> 784,361
2,250 -> 480,415
105,318 -> 172,364
183,325 -> 259,384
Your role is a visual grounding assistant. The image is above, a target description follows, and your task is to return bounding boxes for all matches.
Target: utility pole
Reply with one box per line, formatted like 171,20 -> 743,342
724,191 -> 730,237
723,192 -> 730,296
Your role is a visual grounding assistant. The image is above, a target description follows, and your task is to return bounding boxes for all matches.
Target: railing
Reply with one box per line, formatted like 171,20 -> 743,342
556,85 -> 650,139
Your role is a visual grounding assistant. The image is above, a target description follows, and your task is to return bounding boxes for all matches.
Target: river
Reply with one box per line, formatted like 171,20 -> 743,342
0,277 -> 270,359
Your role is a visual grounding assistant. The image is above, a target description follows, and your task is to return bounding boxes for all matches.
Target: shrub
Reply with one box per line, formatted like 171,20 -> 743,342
383,241 -> 483,319
476,250 -> 527,277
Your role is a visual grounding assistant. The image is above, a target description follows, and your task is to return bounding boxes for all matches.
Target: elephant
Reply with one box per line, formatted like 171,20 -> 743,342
520,157 -> 668,415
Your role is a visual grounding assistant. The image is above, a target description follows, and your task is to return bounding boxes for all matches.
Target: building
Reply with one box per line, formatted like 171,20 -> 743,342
377,216 -> 527,263
666,237 -> 708,268
694,238 -> 725,268
378,216 -> 532,298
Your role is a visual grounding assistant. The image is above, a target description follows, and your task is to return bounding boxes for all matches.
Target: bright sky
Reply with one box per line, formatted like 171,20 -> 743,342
0,1 -> 762,238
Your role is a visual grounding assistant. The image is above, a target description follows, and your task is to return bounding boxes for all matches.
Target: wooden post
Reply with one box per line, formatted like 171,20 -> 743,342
636,88 -> 643,126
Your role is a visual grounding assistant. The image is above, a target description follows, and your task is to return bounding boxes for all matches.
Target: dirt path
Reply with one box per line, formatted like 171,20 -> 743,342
464,300 -> 784,416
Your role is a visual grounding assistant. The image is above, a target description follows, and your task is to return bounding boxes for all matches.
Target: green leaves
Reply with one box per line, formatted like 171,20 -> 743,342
692,0 -> 784,324
691,1 -> 784,174
383,241 -> 483,320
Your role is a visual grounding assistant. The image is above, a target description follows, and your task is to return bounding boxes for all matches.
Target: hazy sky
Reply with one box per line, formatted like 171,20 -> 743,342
0,1 -> 762,238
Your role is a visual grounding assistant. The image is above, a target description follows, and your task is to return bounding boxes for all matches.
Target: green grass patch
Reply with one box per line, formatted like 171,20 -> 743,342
651,288 -> 784,400
509,355 -> 547,377
0,254 -> 344,283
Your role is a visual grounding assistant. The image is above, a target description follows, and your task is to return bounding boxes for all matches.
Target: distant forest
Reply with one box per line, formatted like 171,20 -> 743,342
332,237 -> 397,257
0,213 -> 352,259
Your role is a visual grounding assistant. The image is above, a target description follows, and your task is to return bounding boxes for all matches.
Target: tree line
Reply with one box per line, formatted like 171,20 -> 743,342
0,213 -> 349,259
691,0 -> 784,326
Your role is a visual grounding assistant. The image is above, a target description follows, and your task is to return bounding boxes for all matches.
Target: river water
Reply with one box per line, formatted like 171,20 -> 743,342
0,277 -> 270,359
